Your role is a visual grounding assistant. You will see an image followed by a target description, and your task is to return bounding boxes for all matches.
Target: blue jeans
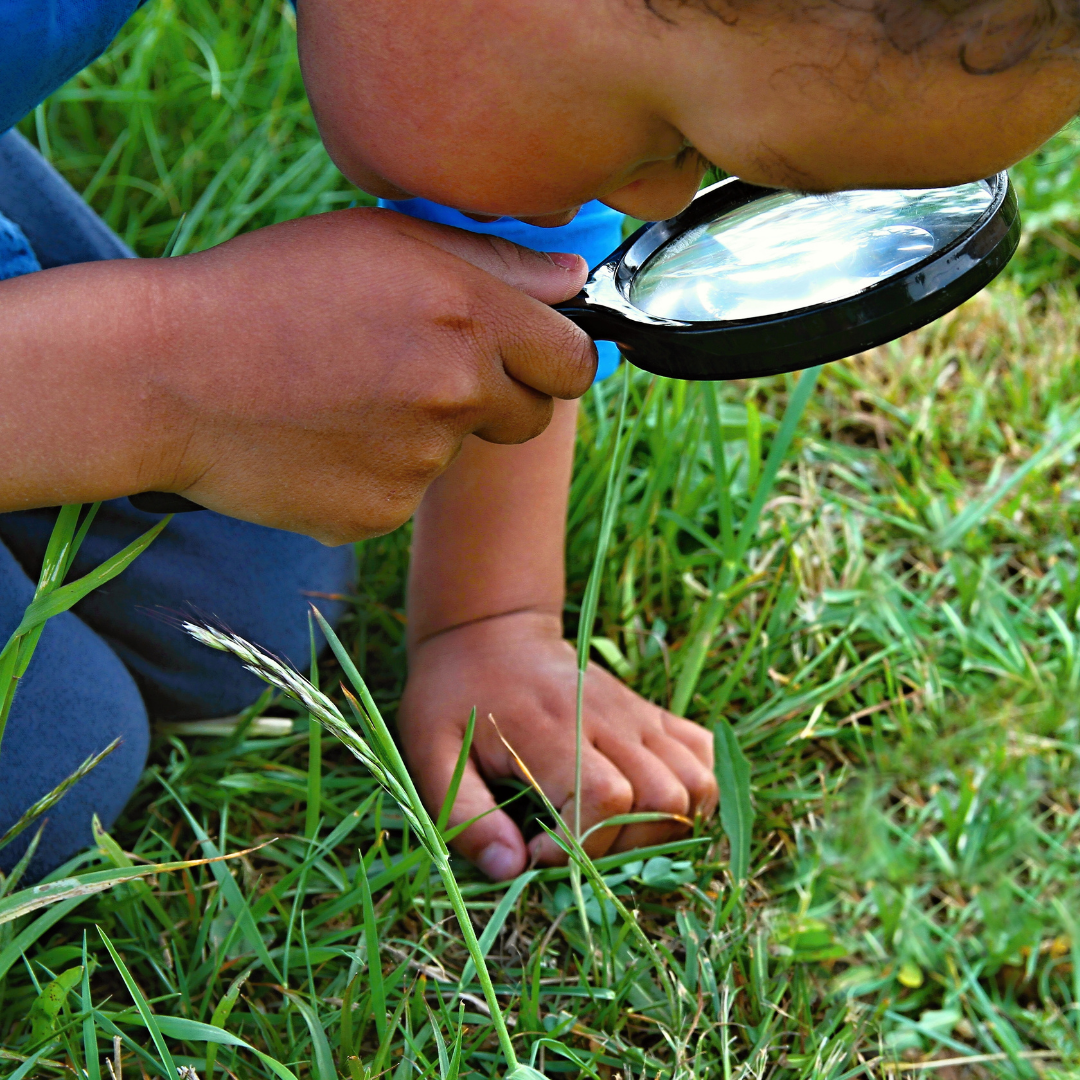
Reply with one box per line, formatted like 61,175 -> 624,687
0,129 -> 354,880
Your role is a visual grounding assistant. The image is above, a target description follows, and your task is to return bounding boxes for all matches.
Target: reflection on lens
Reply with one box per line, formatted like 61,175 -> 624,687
628,183 -> 992,323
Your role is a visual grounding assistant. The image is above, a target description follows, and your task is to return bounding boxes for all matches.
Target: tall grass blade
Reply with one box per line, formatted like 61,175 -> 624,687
187,615 -> 524,1072
714,719 -> 754,885
0,738 -> 120,852
437,707 -> 476,834
573,363 -> 632,838
458,869 -> 539,987
79,933 -> 100,1080
283,990 -> 336,1080
0,846 -> 266,928
730,366 -> 820,569
358,846 -> 387,1042
98,926 -> 178,1080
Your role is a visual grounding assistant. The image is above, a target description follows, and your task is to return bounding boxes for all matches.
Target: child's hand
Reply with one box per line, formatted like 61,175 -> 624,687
1,209 -> 593,533
398,611 -> 717,881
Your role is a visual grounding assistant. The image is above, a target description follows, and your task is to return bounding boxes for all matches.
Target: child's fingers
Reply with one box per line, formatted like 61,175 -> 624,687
384,211 -> 589,305
445,758 -> 530,881
662,712 -> 716,770
591,739 -> 694,853
526,745 -> 634,866
642,729 -> 719,820
406,724 -> 528,881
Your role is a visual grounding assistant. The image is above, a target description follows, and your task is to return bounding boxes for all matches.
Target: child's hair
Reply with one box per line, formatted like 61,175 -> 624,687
659,0 -> 1079,73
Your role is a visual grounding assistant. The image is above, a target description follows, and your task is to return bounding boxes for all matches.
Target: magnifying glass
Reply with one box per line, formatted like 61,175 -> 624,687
130,172 -> 1018,514
556,171 -> 1018,381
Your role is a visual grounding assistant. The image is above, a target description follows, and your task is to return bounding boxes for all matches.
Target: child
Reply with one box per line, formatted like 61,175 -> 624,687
1,0 -> 1076,882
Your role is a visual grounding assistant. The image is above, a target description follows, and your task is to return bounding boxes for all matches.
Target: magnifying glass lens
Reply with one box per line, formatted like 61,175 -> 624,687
628,182 -> 994,322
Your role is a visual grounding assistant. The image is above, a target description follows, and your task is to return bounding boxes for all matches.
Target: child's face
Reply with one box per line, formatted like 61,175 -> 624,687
298,0 -> 1080,227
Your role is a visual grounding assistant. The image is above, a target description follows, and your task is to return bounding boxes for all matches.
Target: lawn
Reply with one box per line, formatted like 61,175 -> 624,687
4,1 -> 1080,1077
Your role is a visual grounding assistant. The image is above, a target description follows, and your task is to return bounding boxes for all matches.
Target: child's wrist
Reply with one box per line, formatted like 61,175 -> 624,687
407,606 -> 564,658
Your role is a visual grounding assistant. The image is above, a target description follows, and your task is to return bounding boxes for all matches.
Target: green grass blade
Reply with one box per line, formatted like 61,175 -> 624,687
0,739 -> 119,852
458,869 -> 539,987
159,777 -> 283,980
305,612 -> 322,839
5,1043 -> 59,1080
79,933 -> 100,1080
36,504 -> 83,591
707,565 -> 786,723
703,383 -> 735,558
8,515 -> 171,637
426,1005 -> 451,1080
731,366 -> 820,569
62,502 -> 102,580
205,967 -> 251,1078
282,990 -> 336,1080
0,854 -> 256,930
714,718 -> 754,885
97,927 -> 178,1080
670,590 -> 727,717
936,406 -> 1080,549
358,847 -> 387,1043
339,971 -> 362,1062
436,707 -> 476,834
574,364 -> 632,837
0,824 -> 43,898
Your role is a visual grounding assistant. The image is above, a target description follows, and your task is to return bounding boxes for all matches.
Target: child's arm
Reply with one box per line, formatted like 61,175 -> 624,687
0,210 -> 592,540
399,399 -> 718,881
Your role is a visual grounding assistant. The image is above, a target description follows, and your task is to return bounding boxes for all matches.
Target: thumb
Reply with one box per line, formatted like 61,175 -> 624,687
445,760 -> 529,881
383,211 -> 590,305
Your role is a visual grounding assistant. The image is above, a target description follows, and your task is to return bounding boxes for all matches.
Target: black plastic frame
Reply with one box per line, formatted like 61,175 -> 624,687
556,173 -> 1019,381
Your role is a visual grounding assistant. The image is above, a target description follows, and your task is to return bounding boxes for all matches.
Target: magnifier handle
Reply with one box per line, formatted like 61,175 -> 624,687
553,294 -> 622,342
129,492 -> 205,513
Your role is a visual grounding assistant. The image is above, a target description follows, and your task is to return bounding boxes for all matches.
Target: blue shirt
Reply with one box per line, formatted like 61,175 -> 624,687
0,0 -> 143,135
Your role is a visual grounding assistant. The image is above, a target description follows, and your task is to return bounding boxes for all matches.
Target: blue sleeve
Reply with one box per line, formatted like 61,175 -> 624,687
0,0 -> 144,135
378,197 -> 625,382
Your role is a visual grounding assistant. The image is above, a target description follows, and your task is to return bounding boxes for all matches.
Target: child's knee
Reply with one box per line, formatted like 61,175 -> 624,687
0,605 -> 149,883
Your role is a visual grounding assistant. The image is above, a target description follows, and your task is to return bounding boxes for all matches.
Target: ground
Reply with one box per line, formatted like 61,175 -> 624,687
3,1 -> 1080,1077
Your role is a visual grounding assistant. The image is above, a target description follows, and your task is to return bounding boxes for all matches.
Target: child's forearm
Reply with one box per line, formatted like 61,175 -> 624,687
0,259 -> 180,510
406,397 -> 579,649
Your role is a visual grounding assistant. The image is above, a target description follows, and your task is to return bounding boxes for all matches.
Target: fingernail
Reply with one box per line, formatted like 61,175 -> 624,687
477,841 -> 518,880
548,251 -> 584,271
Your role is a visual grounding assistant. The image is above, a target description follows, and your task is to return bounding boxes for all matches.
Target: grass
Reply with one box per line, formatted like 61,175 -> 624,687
6,0 -> 1080,1076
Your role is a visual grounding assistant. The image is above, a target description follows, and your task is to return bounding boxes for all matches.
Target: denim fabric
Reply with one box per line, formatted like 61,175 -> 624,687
0,128 -> 135,267
0,131 -> 355,880
378,197 -> 626,382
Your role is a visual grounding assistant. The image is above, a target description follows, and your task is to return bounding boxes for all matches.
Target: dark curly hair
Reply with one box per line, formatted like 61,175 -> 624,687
653,0 -> 1080,73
